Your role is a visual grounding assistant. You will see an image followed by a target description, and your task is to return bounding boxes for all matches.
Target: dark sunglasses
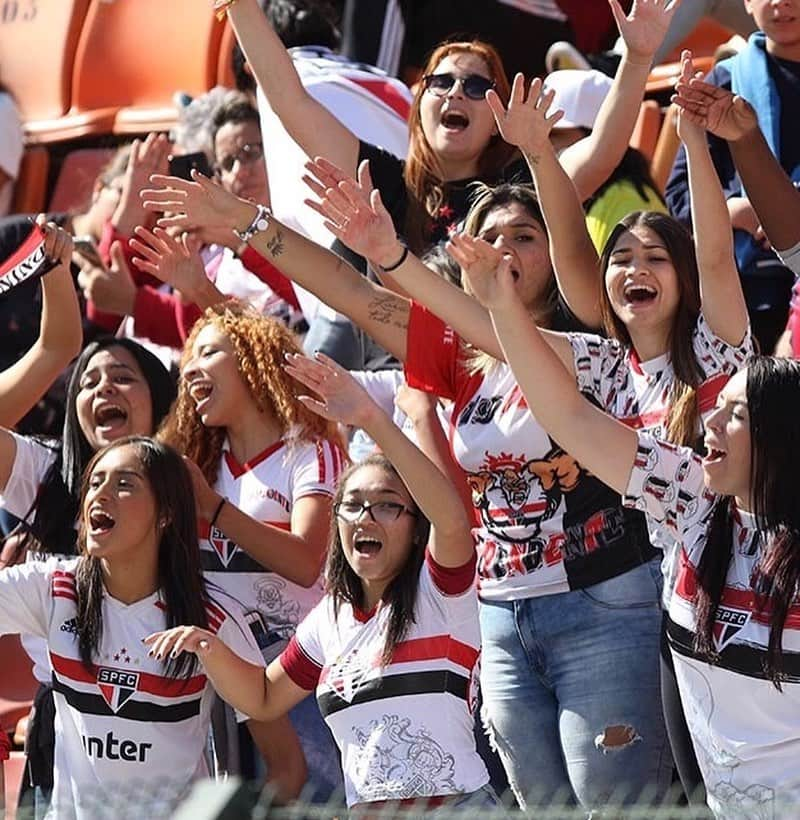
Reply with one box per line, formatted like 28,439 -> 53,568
215,141 -> 264,174
422,72 -> 495,101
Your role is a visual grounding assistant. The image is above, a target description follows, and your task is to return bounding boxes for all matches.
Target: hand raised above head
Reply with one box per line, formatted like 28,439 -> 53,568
130,225 -> 206,297
284,351 -> 378,429
486,74 -> 563,157
302,157 -> 401,268
612,0 -> 682,64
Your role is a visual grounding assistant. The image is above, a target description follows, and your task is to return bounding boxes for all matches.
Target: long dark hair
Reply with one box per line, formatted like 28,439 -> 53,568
586,146 -> 664,210
74,437 -> 208,678
11,338 -> 176,559
694,357 -> 800,688
599,212 -> 702,447
325,455 -> 430,665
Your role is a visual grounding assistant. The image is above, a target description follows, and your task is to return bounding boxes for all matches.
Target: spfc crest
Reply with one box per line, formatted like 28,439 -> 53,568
712,606 -> 750,652
210,525 -> 240,568
97,667 -> 140,713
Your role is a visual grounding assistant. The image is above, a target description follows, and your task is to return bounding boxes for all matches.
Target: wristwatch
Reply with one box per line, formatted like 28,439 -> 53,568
234,203 -> 272,243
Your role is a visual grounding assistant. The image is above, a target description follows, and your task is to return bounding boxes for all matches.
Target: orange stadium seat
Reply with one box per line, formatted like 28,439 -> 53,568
646,18 -> 733,98
629,100 -> 663,165
73,0 -> 226,135
12,147 -> 50,215
651,103 -> 681,195
217,20 -> 238,90
0,0 -> 91,140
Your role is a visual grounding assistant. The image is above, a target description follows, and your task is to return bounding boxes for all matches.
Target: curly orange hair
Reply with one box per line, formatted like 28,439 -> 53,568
159,301 -> 343,485
403,40 -> 514,252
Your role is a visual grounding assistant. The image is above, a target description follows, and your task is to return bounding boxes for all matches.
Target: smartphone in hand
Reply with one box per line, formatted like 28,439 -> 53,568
168,151 -> 213,181
73,236 -> 104,268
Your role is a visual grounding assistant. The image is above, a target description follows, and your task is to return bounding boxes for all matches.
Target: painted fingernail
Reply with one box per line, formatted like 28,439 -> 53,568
170,651 -> 178,659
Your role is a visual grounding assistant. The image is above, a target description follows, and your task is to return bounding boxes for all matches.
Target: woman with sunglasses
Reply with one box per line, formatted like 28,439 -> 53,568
147,352 -> 499,814
219,0 -> 677,282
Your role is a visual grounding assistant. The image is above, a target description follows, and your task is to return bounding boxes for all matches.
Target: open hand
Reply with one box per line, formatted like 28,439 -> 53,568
130,226 -> 206,298
141,171 -> 256,236
302,157 -> 401,267
486,74 -> 563,156
673,66 -> 757,142
113,133 -> 171,234
613,0 -> 682,64
284,351 -> 378,429
449,233 -> 518,311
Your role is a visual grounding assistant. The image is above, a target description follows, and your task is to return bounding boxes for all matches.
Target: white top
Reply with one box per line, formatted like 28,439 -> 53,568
569,314 -> 754,604
0,558 -> 264,820
257,46 -> 412,323
200,436 -> 345,659
405,303 -> 657,601
281,553 -> 488,807
625,433 -> 800,819
778,238 -> 800,275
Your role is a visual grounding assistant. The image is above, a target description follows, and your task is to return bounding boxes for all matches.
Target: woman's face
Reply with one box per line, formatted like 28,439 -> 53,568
83,444 -> 159,563
75,347 -> 154,452
181,322 -> 254,428
337,465 -> 419,589
604,225 -> 680,335
703,368 -> 752,505
474,201 -> 553,310
418,51 -> 498,180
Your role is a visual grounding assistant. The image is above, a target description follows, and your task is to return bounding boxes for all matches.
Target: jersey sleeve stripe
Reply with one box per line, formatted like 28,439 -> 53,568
281,635 -> 323,690
425,552 -> 477,595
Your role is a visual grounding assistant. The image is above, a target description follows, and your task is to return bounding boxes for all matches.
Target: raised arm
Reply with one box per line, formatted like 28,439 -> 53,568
284,353 -> 474,568
302,157 -> 504,358
141,172 -> 410,360
486,76 -> 602,328
465,256 -> 638,496
674,68 -> 800,255
222,0 -> 359,175
560,0 -> 681,200
676,53 -> 748,345
0,220 -> 82,429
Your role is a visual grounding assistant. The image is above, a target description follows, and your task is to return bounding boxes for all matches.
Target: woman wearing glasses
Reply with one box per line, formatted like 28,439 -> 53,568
220,0 -> 677,264
158,301 -> 347,800
148,352 -> 499,814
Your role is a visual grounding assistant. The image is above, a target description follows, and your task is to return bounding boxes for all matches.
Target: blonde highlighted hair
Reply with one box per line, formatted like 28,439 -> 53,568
403,40 -> 514,253
159,301 -> 342,485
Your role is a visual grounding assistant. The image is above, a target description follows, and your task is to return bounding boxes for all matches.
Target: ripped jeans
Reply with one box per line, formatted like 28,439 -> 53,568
479,559 -> 672,810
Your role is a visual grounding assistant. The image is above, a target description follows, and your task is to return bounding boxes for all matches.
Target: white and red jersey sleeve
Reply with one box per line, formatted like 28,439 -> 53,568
404,302 -> 466,401
0,433 -> 57,519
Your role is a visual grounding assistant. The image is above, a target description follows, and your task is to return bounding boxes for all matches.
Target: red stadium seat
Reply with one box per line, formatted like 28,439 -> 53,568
0,636 -> 36,737
48,147 -> 115,214
12,147 -> 51,215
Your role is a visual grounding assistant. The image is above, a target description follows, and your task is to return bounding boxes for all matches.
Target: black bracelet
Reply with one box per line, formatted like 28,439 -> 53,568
381,244 -> 409,272
210,497 -> 227,529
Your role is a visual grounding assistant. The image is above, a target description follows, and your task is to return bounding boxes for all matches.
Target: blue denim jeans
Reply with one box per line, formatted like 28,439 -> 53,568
479,559 -> 671,810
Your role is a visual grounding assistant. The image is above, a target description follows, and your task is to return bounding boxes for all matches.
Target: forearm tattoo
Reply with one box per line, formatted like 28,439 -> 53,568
366,291 -> 409,330
266,229 -> 285,258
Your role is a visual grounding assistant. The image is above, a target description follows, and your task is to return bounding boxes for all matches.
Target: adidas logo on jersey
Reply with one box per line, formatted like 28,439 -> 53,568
97,667 -> 140,713
713,606 -> 750,651
60,618 -> 79,635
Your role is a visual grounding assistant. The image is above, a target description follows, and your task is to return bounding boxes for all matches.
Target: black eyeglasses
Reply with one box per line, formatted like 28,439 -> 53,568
335,500 -> 417,525
422,72 -> 495,101
215,141 -> 264,174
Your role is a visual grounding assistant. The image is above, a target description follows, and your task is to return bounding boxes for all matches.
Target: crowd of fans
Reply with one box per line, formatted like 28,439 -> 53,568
2,0 -> 800,818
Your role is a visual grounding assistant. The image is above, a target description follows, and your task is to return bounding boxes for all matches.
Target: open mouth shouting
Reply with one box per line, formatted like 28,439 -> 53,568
353,534 -> 383,558
703,444 -> 727,466
622,281 -> 658,307
189,381 -> 214,412
93,403 -> 129,437
88,506 -> 116,537
440,106 -> 470,134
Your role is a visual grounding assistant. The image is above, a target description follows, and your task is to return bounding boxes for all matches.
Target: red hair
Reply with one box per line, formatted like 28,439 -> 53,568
402,40 -> 514,252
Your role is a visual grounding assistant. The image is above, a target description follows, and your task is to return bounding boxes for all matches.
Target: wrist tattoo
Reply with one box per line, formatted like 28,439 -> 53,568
266,229 -> 285,258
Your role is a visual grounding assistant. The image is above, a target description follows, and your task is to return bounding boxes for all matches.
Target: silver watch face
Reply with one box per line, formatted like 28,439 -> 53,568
255,217 -> 270,231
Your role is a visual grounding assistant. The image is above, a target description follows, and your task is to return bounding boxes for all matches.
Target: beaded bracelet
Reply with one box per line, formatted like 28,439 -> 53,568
214,0 -> 240,21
